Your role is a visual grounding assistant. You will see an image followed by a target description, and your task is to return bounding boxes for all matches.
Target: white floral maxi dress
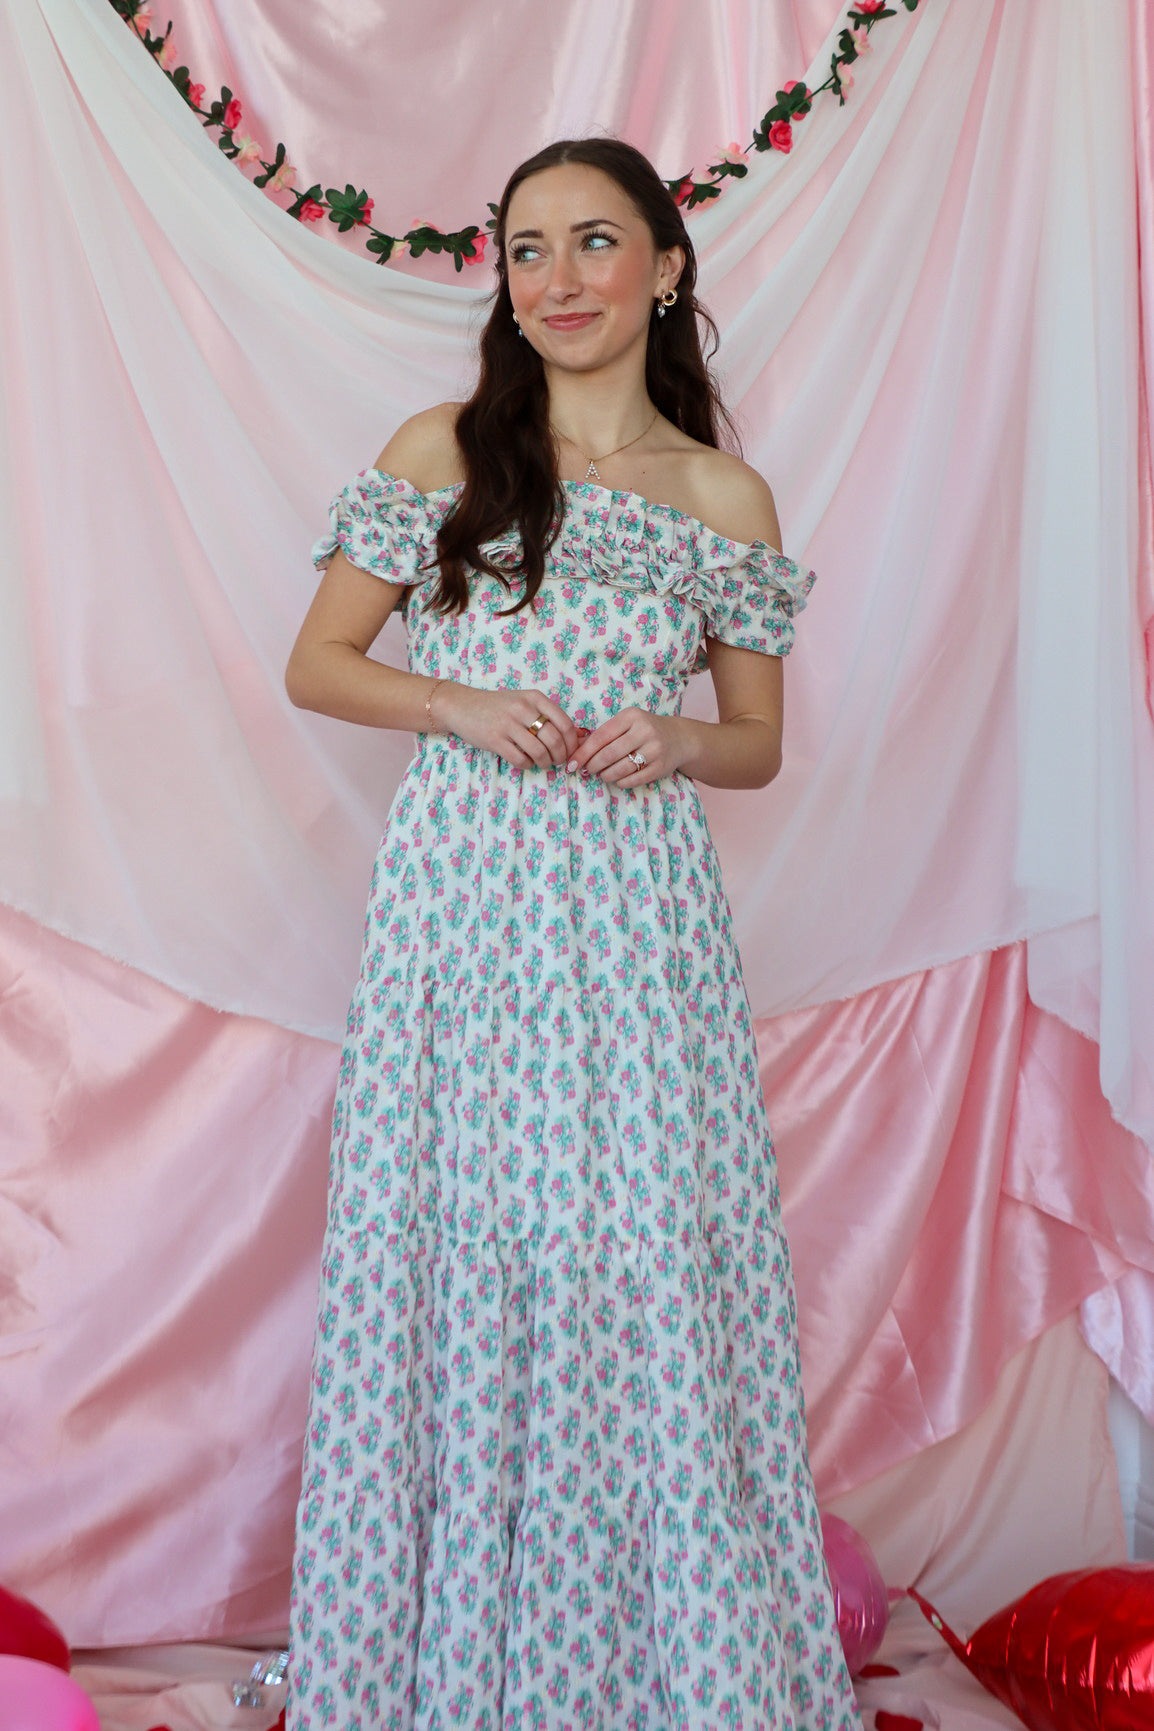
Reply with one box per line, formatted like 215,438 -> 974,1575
288,469 -> 861,1731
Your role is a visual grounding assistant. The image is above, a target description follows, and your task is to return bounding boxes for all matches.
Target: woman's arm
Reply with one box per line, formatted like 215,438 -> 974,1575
284,550 -> 433,728
286,408 -> 580,764
675,454 -> 787,789
677,640 -> 784,789
285,406 -> 460,730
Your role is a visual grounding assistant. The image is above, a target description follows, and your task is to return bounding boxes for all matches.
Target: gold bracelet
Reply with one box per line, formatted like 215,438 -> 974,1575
425,677 -> 449,733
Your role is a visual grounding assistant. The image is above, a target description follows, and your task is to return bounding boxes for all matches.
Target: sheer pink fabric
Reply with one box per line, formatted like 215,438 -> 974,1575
3,0 -> 1151,1150
1136,0 -> 1154,716
161,0 -> 845,267
1076,0 -> 1154,1408
0,905 -> 1139,1644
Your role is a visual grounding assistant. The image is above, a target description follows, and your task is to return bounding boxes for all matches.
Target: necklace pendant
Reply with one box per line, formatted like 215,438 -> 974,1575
585,460 -> 601,481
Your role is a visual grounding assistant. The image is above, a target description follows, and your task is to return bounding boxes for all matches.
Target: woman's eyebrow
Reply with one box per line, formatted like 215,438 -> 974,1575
507,218 -> 626,242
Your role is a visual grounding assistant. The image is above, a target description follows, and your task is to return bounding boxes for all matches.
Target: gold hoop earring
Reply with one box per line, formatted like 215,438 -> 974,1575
656,289 -> 678,320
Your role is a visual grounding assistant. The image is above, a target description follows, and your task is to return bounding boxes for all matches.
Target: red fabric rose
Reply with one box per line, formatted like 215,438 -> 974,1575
768,120 -> 793,153
223,97 -> 242,129
298,199 -> 325,222
672,177 -> 694,206
187,82 -> 205,106
856,0 -> 885,12
357,197 -> 375,225
463,234 -> 489,265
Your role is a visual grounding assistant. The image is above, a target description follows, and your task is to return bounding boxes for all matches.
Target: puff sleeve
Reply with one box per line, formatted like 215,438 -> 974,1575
311,468 -> 441,587
694,541 -> 816,665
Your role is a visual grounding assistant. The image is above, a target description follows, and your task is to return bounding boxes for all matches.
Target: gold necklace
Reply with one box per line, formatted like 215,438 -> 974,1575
553,408 -> 659,482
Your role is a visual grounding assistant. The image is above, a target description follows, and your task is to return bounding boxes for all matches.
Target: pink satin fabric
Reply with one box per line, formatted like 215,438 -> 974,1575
759,946 -> 1143,1495
0,906 -> 334,1644
0,904 -> 1140,1644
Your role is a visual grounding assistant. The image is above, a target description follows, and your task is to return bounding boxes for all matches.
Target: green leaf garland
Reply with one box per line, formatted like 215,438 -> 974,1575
108,0 -> 923,267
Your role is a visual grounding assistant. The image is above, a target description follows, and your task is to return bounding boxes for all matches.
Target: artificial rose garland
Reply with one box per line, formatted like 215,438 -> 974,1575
109,0 -> 923,263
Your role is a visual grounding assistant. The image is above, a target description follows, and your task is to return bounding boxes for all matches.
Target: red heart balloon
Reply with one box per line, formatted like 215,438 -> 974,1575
0,1581 -> 70,1672
911,1566 -> 1154,1730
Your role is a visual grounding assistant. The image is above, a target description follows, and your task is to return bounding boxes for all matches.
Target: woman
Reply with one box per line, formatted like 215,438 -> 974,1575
285,138 -> 860,1731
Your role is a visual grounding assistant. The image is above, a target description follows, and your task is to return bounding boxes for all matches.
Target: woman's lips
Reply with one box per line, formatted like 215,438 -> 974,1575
543,312 -> 598,329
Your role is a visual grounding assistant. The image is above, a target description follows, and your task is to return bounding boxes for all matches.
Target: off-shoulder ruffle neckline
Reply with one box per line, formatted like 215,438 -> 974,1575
363,466 -> 791,562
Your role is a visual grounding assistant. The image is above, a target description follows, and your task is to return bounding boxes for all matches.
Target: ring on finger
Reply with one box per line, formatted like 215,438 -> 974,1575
627,749 -> 647,768
528,716 -> 547,736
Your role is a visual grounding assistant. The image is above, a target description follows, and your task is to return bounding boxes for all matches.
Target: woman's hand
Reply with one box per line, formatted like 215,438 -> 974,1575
436,684 -> 580,770
568,709 -> 688,787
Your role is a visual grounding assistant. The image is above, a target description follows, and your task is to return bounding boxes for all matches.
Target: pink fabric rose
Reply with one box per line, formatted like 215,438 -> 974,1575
298,199 -> 325,223
187,83 -> 205,107
268,160 -> 297,193
855,0 -> 885,12
357,197 -> 375,226
720,142 -> 746,165
158,38 -> 178,69
234,136 -> 262,165
767,120 -> 793,154
132,4 -> 153,32
223,97 -> 242,130
836,61 -> 855,91
852,25 -> 872,53
783,79 -> 808,98
463,234 -> 489,265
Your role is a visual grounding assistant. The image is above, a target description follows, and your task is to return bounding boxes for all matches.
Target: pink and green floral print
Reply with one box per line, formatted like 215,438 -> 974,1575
288,473 -> 858,1731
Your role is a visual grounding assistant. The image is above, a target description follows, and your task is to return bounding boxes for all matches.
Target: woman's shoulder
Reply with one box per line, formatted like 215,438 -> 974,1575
371,402 -> 466,496
678,447 -> 783,549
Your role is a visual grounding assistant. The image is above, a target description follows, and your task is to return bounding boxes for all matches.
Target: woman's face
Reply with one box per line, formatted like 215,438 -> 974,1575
503,163 -> 683,377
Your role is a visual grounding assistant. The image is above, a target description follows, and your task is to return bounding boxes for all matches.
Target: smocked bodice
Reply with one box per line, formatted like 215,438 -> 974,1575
313,469 -> 814,728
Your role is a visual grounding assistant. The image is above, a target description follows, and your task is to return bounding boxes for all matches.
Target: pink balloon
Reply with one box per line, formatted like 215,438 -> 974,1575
0,1656 -> 100,1731
820,1512 -> 890,1676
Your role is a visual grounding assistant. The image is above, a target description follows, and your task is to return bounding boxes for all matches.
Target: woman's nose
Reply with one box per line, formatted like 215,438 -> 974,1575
545,254 -> 581,300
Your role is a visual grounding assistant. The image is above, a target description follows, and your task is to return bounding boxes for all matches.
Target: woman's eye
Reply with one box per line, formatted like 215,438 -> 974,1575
509,243 -> 542,265
583,232 -> 615,251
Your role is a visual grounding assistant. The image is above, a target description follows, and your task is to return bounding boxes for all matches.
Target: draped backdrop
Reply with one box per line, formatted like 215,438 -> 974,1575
2,0 -> 1154,1660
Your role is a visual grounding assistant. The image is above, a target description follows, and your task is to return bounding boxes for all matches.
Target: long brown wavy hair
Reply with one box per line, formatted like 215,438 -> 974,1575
430,138 -> 738,616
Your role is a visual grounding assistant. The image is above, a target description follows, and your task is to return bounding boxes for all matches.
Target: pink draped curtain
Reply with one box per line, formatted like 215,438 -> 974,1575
2,0 -> 1153,1663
